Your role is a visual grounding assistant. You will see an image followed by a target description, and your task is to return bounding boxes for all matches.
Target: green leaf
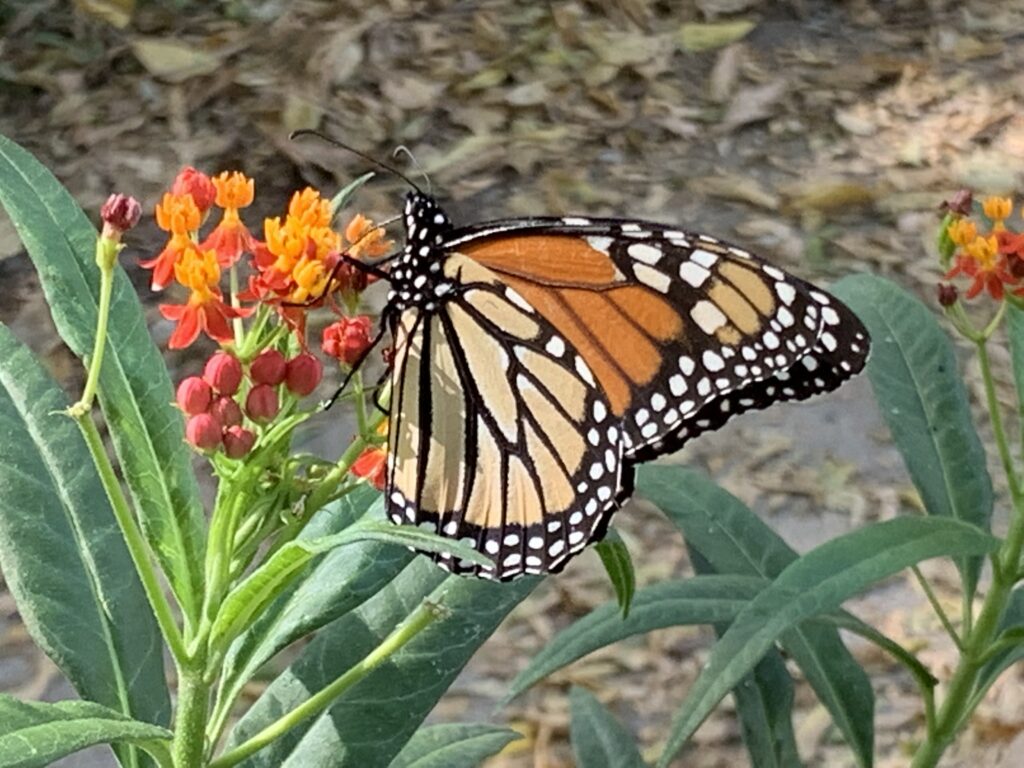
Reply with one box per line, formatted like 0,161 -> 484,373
0,134 -> 205,624
0,695 -> 171,768
209,517 -> 491,652
656,515 -> 998,767
506,575 -> 765,700
211,490 -> 413,742
1006,305 -> 1024,420
974,587 -> 1024,701
389,724 -> 521,768
569,687 -> 647,768
690,551 -> 801,768
330,171 -> 376,216
224,559 -> 537,767
0,328 -> 169,767
641,466 -> 874,767
595,528 -> 636,618
833,274 -> 993,596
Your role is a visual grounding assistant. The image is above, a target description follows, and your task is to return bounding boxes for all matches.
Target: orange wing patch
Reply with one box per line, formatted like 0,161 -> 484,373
463,235 -> 620,286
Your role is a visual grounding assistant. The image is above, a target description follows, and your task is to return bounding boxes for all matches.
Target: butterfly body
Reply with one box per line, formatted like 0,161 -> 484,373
378,192 -> 869,581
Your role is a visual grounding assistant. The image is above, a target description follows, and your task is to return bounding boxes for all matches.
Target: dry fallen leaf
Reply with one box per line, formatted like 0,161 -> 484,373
131,38 -> 225,83
720,79 -> 787,131
678,20 -> 756,53
72,0 -> 133,28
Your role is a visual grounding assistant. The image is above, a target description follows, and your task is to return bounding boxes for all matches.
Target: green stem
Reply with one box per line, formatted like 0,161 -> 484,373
172,660 -> 210,767
69,252 -> 114,415
912,565 -> 963,651
911,336 -> 1024,767
208,600 -> 440,768
75,414 -> 188,667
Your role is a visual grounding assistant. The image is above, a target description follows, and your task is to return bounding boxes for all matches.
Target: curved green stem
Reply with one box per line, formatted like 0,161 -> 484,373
68,246 -> 115,415
208,599 -> 441,768
912,565 -> 963,651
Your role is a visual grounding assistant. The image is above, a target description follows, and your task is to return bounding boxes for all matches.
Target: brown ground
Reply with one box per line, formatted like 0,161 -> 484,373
2,0 -> 1024,766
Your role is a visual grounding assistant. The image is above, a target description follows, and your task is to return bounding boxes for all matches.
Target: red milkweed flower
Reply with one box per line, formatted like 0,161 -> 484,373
171,167 -> 217,214
159,246 -> 250,348
351,446 -> 387,490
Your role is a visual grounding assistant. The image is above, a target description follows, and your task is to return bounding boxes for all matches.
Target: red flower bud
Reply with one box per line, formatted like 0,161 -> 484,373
322,316 -> 374,366
171,167 -> 217,213
250,349 -> 287,386
100,194 -> 142,239
210,395 -> 243,427
186,413 -> 222,451
939,189 -> 973,217
245,384 -> 279,423
223,426 -> 256,458
937,283 -> 959,307
176,376 -> 212,415
285,353 -> 323,396
204,351 -> 243,395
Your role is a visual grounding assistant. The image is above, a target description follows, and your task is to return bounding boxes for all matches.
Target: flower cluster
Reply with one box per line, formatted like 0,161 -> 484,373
940,193 -> 1024,302
144,166 -> 393,485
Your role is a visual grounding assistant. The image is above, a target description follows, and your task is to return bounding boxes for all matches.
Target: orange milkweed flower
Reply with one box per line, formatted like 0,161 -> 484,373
159,246 -> 250,348
200,171 -> 259,269
350,420 -> 389,491
945,234 -> 1015,300
982,196 -> 1013,231
142,193 -> 202,290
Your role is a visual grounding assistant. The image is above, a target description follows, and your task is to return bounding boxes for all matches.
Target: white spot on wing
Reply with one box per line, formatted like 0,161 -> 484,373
691,300 -> 727,335
633,263 -> 671,293
679,261 -> 711,287
628,242 -> 663,264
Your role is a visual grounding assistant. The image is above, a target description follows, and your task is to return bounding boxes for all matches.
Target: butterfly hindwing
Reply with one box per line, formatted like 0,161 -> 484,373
385,257 -> 629,580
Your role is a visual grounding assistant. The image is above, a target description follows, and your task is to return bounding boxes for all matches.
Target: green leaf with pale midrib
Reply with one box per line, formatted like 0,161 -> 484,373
656,515 -> 998,767
212,491 -> 413,744
595,527 -> 636,618
225,558 -> 538,767
0,327 -> 169,768
209,518 -> 491,652
0,695 -> 171,768
569,687 -> 647,768
833,274 -> 993,596
641,466 -> 874,768
0,134 -> 205,624
506,575 -> 766,700
389,723 -> 521,768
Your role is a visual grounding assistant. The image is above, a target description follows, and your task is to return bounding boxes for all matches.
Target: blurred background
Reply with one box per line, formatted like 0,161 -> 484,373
1,0 -> 1023,765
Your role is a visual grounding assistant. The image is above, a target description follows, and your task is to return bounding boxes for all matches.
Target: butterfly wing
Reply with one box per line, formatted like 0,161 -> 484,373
446,217 -> 869,463
385,254 -> 631,580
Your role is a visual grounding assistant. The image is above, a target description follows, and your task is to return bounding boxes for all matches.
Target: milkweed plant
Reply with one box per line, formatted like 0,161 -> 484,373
0,132 -> 1021,768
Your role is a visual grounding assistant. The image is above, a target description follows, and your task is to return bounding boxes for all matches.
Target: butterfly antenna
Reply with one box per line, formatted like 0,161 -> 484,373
290,130 -> 423,194
393,145 -> 432,195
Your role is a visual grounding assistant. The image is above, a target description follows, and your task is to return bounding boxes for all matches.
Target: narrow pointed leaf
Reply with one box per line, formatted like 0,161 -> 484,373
0,134 -> 205,623
656,516 -> 998,767
224,559 -> 537,767
641,466 -> 874,767
833,274 -> 993,595
690,551 -> 801,768
569,687 -> 646,768
209,518 -> 490,652
0,328 -> 169,767
506,575 -> 765,699
0,695 -> 171,768
974,587 -> 1024,701
213,490 -> 412,740
389,724 -> 521,768
595,528 -> 636,618
1006,306 -> 1024,421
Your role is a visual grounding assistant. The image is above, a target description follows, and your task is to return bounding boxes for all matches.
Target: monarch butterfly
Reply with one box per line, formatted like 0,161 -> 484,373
368,192 -> 869,581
